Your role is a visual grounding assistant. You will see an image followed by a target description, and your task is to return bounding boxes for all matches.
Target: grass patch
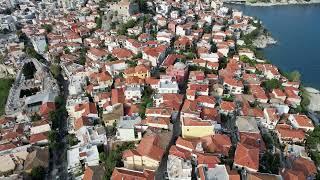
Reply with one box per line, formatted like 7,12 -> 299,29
0,78 -> 14,115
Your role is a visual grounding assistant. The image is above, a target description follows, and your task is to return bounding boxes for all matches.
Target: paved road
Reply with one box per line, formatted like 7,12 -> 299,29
155,78 -> 187,180
155,110 -> 182,180
49,73 -> 69,180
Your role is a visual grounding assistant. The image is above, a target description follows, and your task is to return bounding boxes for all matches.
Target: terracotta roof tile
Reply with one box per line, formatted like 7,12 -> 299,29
234,143 -> 259,171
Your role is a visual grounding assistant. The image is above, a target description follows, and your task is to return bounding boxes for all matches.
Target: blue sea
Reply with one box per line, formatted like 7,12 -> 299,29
228,4 -> 320,89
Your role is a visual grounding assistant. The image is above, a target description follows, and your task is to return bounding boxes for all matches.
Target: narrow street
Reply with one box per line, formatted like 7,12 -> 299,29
155,113 -> 181,180
49,73 -> 69,180
155,79 -> 186,180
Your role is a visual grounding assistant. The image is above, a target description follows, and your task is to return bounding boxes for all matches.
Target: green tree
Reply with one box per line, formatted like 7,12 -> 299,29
300,87 -> 310,111
219,57 -> 228,70
137,0 -> 148,13
100,142 -> 135,179
22,62 -> 37,79
78,47 -> 87,65
68,134 -> 79,146
262,79 -> 282,92
240,55 -> 256,66
126,60 -> 138,67
210,41 -> 217,53
0,78 -> 14,115
49,64 -> 61,79
31,113 -> 42,121
306,126 -> 320,166
41,24 -> 53,33
25,46 -> 44,61
139,86 -> 153,118
259,152 -> 280,174
30,166 -> 46,180
0,53 -> 4,64
286,70 -> 301,82
203,24 -> 212,34
95,17 -> 102,29
63,46 -> 70,54
117,20 -> 136,35
132,52 -> 142,60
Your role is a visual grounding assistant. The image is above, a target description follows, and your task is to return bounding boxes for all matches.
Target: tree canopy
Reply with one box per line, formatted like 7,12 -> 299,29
286,70 -> 301,82
262,79 -> 282,92
240,55 -> 256,66
259,152 -> 280,174
22,62 -> 37,79
41,24 -> 53,33
100,142 -> 135,179
49,64 -> 61,79
30,166 -> 46,180
306,126 -> 320,166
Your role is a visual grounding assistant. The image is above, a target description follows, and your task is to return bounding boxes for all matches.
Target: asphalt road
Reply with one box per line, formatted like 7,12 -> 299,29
49,73 -> 69,180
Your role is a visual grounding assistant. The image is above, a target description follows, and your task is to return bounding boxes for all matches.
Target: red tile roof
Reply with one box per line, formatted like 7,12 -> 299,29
196,95 -> 216,105
111,168 -> 155,180
142,117 -> 170,127
88,48 -> 108,57
181,100 -> 200,115
220,101 -> 236,112
176,137 -> 198,151
145,107 -> 172,116
0,143 -> 16,151
276,124 -> 305,140
74,102 -> 98,116
123,135 -> 165,162
201,134 -> 232,156
90,71 -> 112,83
39,102 -> 56,116
234,143 -> 259,171
281,169 -> 305,180
112,48 -> 133,59
292,114 -> 314,128
29,132 -> 48,144
74,116 -> 92,130
196,153 -> 220,168
169,145 -> 192,159
143,45 -> 167,57
200,107 -> 220,121
292,158 -> 317,177
183,117 -> 212,127
111,88 -> 125,105
239,132 -> 266,152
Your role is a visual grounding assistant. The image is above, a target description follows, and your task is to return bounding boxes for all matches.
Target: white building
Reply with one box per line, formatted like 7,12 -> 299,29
67,145 -> 100,174
156,30 -> 173,43
116,115 -> 142,142
262,108 -> 280,130
30,123 -> 51,135
108,0 -> 139,20
67,148 -> 82,174
201,164 -> 229,180
199,53 -> 219,63
30,35 -> 47,55
167,153 -> 192,180
125,85 -> 143,102
76,125 -> 107,146
68,75 -> 87,96
288,114 -> 314,132
158,75 -> 179,94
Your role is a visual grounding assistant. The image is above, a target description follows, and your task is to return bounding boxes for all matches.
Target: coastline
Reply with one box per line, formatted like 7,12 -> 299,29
225,0 -> 320,6
234,4 -> 320,113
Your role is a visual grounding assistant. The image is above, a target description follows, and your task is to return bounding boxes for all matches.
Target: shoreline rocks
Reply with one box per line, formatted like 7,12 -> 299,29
253,34 -> 277,48
246,0 -> 320,6
224,0 -> 320,7
305,87 -> 320,112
